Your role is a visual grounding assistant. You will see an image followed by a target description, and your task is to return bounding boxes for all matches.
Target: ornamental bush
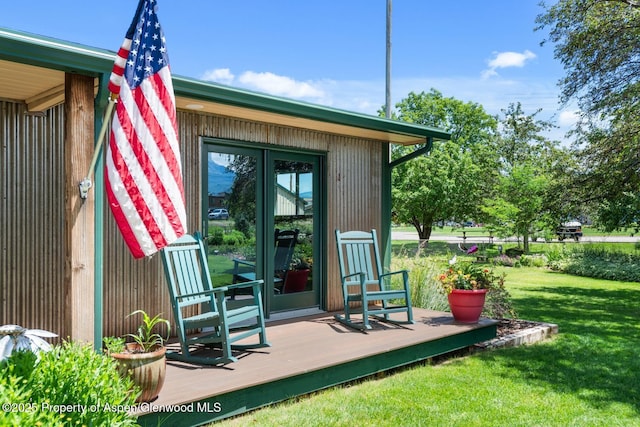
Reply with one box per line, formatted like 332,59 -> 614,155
561,247 -> 640,282
0,341 -> 139,426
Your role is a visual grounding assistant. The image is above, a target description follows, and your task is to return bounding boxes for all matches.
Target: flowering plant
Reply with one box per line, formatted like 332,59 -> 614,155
437,256 -> 504,294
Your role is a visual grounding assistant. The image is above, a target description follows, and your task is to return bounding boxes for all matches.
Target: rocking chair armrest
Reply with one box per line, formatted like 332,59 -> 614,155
379,269 -> 410,290
174,289 -> 218,301
225,279 -> 265,292
233,259 -> 256,268
341,272 -> 366,285
379,269 -> 409,280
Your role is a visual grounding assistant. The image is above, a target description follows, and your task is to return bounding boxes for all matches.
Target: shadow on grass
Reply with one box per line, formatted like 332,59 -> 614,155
483,283 -> 640,412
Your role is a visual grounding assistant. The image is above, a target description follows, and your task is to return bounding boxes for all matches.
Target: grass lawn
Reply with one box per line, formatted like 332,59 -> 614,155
215,265 -> 640,426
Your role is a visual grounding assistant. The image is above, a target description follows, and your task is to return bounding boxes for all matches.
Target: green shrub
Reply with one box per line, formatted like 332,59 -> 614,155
484,275 -> 518,319
0,341 -> 139,426
543,246 -> 638,281
0,367 -> 64,426
492,254 -> 516,267
0,349 -> 37,379
223,230 -> 247,246
518,254 -> 548,267
207,226 -> 225,245
560,246 -> 640,282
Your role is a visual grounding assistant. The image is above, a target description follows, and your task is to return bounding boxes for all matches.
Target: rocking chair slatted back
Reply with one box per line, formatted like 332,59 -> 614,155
165,239 -> 212,309
338,231 -> 381,287
334,229 -> 414,331
161,232 -> 270,365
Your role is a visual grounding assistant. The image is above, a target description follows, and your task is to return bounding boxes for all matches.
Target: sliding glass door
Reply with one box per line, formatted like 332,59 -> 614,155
203,141 -> 323,315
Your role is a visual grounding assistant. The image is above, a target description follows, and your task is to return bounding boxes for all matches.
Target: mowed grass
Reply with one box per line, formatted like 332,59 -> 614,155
215,265 -> 640,426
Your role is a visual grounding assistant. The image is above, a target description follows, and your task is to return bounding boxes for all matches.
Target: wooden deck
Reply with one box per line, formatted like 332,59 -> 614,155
137,308 -> 497,426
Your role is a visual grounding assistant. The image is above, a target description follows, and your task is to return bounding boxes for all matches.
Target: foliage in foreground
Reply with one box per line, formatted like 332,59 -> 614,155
0,341 -> 138,426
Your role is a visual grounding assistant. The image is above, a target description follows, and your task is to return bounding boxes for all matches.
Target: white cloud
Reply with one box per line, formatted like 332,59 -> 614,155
558,109 -> 580,127
237,71 -> 325,99
201,68 -> 235,85
200,68 -> 328,103
482,50 -> 537,79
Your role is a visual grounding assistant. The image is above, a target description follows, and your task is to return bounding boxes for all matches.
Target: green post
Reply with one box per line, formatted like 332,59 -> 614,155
93,77 -> 109,351
381,142 -> 392,270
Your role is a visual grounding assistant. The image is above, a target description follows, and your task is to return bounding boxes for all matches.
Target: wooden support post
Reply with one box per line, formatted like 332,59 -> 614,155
64,73 -> 95,342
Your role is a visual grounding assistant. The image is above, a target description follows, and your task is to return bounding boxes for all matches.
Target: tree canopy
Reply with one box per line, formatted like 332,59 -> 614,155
537,0 -> 640,230
390,89 -> 499,242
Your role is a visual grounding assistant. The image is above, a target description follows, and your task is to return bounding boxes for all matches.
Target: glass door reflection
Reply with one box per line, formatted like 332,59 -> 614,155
205,149 -> 259,289
271,158 -> 318,311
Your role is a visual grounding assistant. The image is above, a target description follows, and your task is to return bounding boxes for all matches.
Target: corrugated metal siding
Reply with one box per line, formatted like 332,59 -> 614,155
102,111 -> 383,334
0,101 -> 65,336
1,102 -> 383,339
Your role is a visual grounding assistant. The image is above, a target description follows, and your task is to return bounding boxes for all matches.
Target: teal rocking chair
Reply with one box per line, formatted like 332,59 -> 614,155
334,229 -> 414,331
161,232 -> 270,365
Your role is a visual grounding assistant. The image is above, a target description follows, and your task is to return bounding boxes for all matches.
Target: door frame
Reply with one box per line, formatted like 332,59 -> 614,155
202,138 -> 326,315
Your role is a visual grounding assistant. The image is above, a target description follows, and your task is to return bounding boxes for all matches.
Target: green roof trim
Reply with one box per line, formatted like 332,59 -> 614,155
0,27 -> 450,141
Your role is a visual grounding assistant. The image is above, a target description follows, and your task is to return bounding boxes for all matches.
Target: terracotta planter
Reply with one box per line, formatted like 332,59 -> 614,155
447,289 -> 488,323
111,343 -> 166,402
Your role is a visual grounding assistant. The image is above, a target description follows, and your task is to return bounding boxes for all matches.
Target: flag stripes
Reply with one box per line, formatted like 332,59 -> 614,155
105,0 -> 186,258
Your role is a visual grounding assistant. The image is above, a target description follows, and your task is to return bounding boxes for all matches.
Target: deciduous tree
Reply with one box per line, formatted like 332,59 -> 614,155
390,90 -> 499,243
537,0 -> 640,230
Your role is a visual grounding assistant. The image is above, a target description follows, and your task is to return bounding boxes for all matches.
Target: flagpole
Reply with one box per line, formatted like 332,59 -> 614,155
79,93 -> 117,199
385,0 -> 392,119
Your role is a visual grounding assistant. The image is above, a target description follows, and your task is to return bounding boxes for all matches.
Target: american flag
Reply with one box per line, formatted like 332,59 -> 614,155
105,0 -> 187,259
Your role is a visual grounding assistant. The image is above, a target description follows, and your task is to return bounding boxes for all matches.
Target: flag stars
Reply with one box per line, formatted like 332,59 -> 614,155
121,0 -> 170,88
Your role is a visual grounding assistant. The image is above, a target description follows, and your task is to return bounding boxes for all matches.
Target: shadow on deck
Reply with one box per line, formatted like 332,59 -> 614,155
137,307 -> 497,426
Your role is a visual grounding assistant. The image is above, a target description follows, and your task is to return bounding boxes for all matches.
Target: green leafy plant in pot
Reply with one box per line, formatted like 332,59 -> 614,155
104,310 -> 170,402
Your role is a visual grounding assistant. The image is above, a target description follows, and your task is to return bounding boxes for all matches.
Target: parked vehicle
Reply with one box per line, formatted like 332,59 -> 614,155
556,221 -> 583,241
208,208 -> 229,220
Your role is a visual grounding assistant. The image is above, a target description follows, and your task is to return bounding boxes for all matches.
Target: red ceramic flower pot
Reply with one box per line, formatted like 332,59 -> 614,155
447,289 -> 488,323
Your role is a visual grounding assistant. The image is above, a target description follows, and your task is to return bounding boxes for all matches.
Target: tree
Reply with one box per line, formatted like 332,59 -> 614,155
392,141 -> 479,242
483,163 -> 551,252
227,155 -> 257,236
537,0 -> 640,230
390,90 -> 499,243
484,103 -> 560,251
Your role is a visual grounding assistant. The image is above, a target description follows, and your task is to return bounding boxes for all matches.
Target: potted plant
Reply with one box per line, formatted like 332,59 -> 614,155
103,310 -> 170,402
283,257 -> 311,293
437,256 -> 505,323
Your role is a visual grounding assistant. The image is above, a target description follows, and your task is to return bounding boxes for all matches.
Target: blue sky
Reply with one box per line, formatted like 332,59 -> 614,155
1,1 -> 575,142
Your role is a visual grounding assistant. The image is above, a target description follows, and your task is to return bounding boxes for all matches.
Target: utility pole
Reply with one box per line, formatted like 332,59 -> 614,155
385,0 -> 392,118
